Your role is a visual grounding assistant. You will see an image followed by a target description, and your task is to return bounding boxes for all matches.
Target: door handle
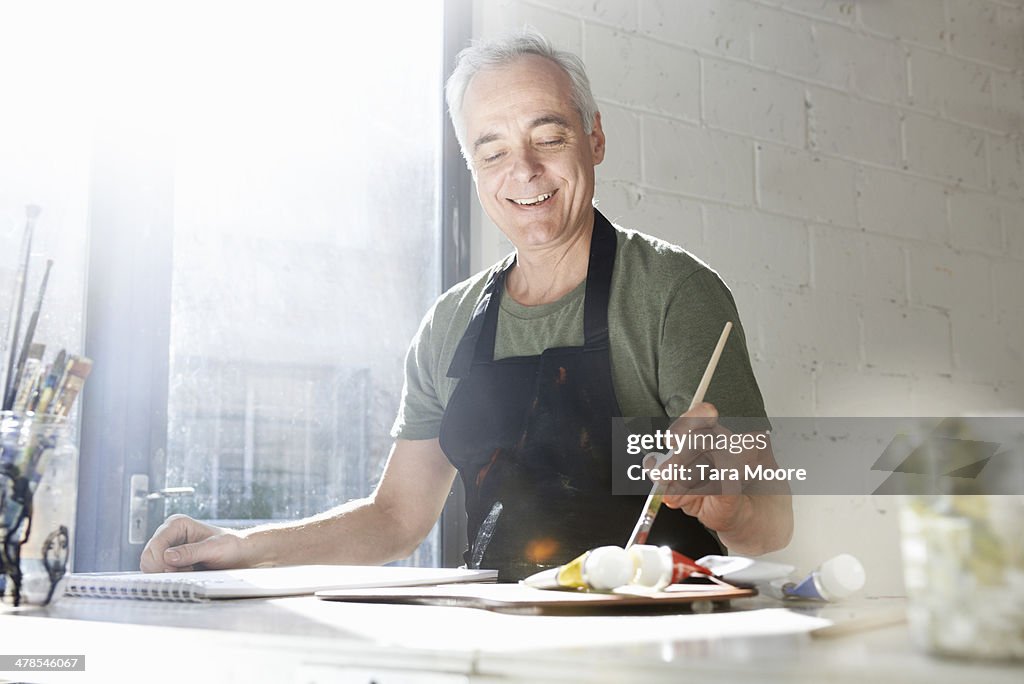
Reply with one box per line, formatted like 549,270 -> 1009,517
146,486 -> 196,501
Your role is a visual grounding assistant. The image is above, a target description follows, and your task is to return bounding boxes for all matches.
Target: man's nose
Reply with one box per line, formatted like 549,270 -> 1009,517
510,147 -> 542,183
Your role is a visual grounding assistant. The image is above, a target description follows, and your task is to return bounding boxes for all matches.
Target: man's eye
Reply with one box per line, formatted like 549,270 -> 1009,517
480,151 -> 505,164
539,139 -> 564,147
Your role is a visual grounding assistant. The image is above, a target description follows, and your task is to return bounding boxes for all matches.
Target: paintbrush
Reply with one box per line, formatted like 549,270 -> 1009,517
2,205 -> 41,410
12,343 -> 45,413
6,259 -> 53,411
53,356 -> 93,418
31,349 -> 65,415
625,321 -> 733,548
49,354 -> 75,412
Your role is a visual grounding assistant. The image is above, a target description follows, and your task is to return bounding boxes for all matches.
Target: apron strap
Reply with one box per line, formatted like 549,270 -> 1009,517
582,210 -> 616,349
446,262 -> 511,379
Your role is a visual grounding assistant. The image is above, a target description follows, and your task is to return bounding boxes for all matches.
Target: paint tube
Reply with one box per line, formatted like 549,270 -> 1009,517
627,544 -> 715,590
778,553 -> 865,601
522,545 -> 633,592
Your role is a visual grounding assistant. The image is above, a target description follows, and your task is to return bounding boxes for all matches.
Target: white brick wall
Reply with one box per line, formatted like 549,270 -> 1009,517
757,144 -> 859,224
704,58 -> 807,146
586,24 -> 701,120
807,86 -> 902,166
472,0 -> 1024,595
643,117 -> 755,202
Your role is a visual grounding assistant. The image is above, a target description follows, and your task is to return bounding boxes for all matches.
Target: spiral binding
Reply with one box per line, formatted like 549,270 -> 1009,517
63,576 -> 207,602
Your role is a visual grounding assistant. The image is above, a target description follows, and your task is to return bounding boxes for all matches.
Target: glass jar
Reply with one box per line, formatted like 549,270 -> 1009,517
900,494 -> 1024,660
1,411 -> 78,606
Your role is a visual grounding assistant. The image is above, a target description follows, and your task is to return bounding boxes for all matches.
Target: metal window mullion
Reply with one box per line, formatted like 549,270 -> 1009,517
439,0 -> 472,569
76,126 -> 175,572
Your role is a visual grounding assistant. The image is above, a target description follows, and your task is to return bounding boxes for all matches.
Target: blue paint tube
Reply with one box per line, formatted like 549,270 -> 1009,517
781,553 -> 865,601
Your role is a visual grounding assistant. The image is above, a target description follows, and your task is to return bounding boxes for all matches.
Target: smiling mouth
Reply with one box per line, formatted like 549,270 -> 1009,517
508,191 -> 555,206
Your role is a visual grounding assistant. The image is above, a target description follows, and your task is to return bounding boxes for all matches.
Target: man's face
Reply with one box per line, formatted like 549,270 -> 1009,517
461,54 -> 605,250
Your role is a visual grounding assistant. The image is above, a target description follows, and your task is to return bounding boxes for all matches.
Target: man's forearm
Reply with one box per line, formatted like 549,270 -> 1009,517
236,496 -> 423,567
715,494 -> 793,556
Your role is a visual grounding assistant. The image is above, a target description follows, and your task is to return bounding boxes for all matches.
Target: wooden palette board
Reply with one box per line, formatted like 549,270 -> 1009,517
317,582 -> 756,615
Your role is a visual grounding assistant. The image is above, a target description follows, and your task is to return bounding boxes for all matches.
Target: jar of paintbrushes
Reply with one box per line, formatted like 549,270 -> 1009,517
1,206 -> 92,606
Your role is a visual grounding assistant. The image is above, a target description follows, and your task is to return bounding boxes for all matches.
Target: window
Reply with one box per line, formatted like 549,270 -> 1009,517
163,6 -> 445,569
2,1 -> 469,571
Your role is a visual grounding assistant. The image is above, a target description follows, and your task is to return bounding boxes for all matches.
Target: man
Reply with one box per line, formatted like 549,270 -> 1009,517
142,30 -> 792,580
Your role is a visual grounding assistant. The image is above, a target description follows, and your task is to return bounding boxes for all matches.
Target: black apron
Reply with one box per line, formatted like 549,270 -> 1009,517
438,209 -> 722,581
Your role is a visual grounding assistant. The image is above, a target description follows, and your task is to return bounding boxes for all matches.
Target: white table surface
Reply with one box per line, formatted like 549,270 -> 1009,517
2,593 -> 1021,683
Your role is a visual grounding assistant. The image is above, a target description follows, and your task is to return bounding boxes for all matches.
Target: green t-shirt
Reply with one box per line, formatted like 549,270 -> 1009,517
391,222 -> 767,440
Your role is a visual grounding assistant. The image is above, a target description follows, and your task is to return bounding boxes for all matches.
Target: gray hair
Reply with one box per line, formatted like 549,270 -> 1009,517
445,28 -> 599,165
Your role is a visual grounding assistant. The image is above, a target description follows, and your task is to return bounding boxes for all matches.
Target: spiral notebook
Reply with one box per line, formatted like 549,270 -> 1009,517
61,565 -> 498,603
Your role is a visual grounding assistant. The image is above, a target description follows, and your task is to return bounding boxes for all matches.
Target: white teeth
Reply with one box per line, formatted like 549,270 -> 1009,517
512,192 -> 552,205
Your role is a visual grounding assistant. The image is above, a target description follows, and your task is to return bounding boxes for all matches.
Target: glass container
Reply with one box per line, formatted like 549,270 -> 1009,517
1,411 -> 77,606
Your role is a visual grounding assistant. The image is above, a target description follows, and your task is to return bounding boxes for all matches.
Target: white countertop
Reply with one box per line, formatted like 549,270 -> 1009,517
2,594 -> 1021,683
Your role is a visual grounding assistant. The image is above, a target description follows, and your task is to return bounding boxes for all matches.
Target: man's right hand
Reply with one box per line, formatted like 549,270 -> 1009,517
140,514 -> 250,573
139,439 -> 458,573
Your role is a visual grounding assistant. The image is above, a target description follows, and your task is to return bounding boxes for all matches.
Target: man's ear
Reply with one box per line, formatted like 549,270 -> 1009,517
590,111 -> 606,165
